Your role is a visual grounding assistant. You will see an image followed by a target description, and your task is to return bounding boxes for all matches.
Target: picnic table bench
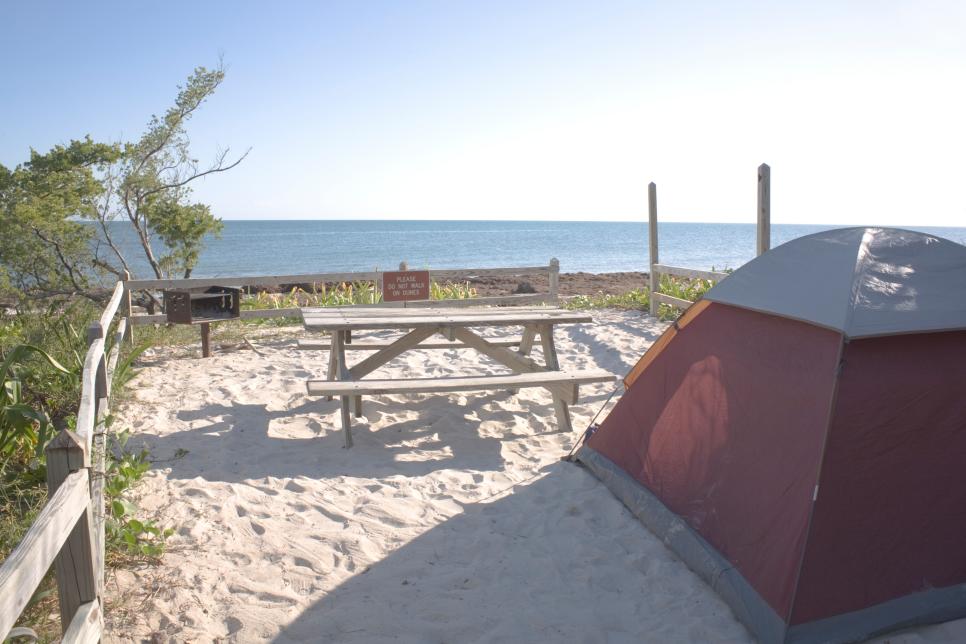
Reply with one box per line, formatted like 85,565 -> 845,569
300,306 -> 615,447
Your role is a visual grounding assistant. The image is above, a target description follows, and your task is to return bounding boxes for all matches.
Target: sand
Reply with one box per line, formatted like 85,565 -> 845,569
105,311 -> 966,643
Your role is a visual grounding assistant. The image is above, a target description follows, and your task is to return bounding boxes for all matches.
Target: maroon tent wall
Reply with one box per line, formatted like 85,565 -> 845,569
586,303 -> 842,619
790,330 -> 966,625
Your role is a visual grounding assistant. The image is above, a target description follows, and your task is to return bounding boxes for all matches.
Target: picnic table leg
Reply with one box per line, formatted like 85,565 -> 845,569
347,331 -> 364,417
510,325 -> 538,394
333,330 -> 353,448
538,324 -> 573,433
325,332 -> 338,401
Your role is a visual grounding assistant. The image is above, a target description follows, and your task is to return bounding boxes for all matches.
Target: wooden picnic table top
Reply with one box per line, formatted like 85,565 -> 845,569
300,306 -> 593,331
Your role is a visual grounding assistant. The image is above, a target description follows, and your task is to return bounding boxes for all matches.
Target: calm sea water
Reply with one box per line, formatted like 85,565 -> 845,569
103,220 -> 966,278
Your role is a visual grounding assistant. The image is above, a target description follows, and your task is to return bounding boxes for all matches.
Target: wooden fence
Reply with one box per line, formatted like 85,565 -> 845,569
648,163 -> 771,315
124,260 -> 561,327
0,281 -> 128,642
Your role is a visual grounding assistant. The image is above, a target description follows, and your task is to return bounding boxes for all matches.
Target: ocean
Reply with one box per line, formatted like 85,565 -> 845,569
103,220 -> 966,278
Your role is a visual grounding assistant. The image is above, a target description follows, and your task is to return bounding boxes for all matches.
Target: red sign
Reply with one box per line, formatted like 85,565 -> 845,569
382,270 -> 430,302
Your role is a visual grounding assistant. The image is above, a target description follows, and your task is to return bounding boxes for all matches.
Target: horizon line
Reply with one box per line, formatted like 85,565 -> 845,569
204,218 -> 966,229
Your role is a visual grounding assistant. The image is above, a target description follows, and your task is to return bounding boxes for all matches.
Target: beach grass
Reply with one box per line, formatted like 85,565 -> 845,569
565,274 -> 716,320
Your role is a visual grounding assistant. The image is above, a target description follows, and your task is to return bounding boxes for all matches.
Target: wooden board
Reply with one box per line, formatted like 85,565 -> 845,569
302,311 -> 593,332
307,368 -> 615,396
297,337 -> 524,351
651,292 -> 694,310
0,470 -> 90,639
651,264 -> 729,282
62,599 -> 102,644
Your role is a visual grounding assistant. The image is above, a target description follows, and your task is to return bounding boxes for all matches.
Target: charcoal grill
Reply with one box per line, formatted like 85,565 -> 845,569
163,286 -> 241,356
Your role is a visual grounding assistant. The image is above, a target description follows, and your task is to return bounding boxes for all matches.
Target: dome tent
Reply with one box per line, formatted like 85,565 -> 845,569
577,227 -> 966,644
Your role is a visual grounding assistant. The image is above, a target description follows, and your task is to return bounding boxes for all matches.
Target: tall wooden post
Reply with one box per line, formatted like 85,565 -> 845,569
648,182 -> 659,316
548,258 -> 560,304
46,430 -> 97,634
757,163 -> 771,256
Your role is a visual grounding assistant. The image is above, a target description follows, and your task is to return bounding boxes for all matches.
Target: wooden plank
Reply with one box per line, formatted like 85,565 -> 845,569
298,338 -> 523,351
128,299 -> 559,326
652,292 -> 693,310
348,327 -> 440,380
45,430 -> 97,636
0,469 -> 90,640
648,181 -> 659,317
539,324 -> 573,433
302,305 -> 566,319
405,293 -> 551,307
125,271 -> 381,290
429,265 -> 549,278
757,163 -> 771,256
98,281 -> 126,331
128,306 -> 309,326
303,312 -> 593,332
652,264 -> 729,282
105,317 -> 126,393
125,266 -> 551,291
62,599 -> 102,644
75,338 -> 105,458
307,368 -> 615,396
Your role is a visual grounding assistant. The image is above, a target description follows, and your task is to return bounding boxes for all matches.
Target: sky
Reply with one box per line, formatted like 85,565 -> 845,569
2,0 -> 965,226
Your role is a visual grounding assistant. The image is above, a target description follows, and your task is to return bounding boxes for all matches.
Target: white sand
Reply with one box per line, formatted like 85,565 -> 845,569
106,311 -> 966,643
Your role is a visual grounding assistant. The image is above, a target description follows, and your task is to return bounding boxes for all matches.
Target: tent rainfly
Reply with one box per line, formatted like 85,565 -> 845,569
578,227 -> 966,644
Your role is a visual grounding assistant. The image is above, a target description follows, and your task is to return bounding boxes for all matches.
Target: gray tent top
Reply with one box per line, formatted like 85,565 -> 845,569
703,227 -> 966,339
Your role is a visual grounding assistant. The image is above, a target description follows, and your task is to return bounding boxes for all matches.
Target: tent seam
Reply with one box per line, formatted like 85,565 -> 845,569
784,334 -> 847,632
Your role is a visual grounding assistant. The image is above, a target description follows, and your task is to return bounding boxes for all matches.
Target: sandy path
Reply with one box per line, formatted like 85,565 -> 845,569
105,311 -> 966,643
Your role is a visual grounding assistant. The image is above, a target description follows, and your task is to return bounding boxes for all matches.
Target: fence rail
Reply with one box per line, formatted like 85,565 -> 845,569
125,260 -> 561,328
0,282 -> 128,641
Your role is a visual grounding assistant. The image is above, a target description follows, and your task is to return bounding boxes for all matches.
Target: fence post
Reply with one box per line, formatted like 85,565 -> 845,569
757,163 -> 771,256
549,258 -> 560,304
648,182 -> 659,316
46,430 -> 97,634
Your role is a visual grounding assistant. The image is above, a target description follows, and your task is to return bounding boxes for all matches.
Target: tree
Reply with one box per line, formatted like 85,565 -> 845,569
0,64 -> 246,302
0,138 -> 120,298
97,64 -> 247,280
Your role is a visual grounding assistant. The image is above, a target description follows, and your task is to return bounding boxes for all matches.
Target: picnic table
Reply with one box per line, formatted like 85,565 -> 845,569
299,306 -> 615,447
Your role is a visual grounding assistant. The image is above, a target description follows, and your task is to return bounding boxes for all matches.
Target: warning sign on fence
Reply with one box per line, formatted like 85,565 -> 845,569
382,270 -> 430,302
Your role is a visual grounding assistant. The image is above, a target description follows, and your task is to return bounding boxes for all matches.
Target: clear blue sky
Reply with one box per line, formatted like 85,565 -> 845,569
3,1 -> 965,225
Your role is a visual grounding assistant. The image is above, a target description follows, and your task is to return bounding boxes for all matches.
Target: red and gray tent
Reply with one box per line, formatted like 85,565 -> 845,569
577,227 -> 966,644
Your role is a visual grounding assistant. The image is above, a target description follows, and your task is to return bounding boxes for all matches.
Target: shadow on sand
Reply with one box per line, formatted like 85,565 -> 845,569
270,460 -> 747,644
135,388 -> 595,483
